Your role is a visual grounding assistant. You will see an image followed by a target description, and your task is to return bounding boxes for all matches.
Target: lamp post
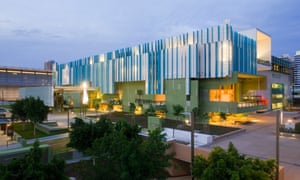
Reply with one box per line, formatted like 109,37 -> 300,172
182,111 -> 195,179
67,105 -> 70,129
276,109 -> 281,180
67,98 -> 74,130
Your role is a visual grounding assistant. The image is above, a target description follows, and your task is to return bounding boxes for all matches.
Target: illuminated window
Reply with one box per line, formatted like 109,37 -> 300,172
210,89 -> 220,101
209,85 -> 234,102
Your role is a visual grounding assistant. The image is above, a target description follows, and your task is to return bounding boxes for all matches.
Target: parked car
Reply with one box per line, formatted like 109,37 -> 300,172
0,108 -> 12,119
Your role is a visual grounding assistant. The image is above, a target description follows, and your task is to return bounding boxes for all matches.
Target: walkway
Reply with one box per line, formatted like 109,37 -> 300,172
0,133 -> 21,150
203,111 -> 300,180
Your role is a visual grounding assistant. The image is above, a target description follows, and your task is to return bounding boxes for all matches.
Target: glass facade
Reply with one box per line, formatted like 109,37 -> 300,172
54,22 -> 257,96
293,52 -> 300,104
271,83 -> 284,110
0,68 -> 52,87
294,53 -> 300,88
272,56 -> 291,74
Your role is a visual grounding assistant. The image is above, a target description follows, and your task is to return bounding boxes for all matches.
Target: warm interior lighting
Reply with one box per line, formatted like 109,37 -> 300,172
287,119 -> 293,123
209,85 -> 234,102
154,94 -> 166,102
7,70 -> 20,74
22,71 -> 35,74
35,72 -> 48,75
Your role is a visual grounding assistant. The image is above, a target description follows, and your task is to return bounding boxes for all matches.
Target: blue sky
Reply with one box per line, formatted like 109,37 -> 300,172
0,0 -> 299,69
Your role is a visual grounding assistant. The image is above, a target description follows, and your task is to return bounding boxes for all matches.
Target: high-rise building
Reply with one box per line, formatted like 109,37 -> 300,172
53,21 -> 271,114
44,60 -> 56,71
293,51 -> 300,105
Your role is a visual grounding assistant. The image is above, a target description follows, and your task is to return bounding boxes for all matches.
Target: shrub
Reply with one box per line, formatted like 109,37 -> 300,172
294,122 -> 300,133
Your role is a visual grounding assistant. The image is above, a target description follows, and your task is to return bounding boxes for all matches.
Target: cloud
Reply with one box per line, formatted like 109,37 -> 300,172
0,19 -> 66,42
12,28 -> 42,37
0,0 -> 299,68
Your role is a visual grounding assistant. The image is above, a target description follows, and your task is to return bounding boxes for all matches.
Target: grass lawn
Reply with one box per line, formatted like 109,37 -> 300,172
41,138 -> 73,155
14,122 -> 73,157
13,122 -> 68,139
0,105 -> 11,109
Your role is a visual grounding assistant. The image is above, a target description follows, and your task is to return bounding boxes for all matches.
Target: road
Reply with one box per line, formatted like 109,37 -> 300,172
203,111 -> 300,180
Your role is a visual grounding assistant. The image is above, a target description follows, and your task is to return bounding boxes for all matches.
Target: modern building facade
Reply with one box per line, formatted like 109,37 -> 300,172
0,66 -> 52,101
293,51 -> 300,105
258,55 -> 292,110
53,21 -> 271,116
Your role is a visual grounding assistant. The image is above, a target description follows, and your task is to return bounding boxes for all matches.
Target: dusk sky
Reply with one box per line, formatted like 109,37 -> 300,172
0,0 -> 299,69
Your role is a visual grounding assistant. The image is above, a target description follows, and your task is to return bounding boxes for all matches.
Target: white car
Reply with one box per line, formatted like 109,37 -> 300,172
0,108 -> 12,119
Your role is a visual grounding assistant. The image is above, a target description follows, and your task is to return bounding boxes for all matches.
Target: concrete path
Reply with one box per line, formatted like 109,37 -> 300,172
25,133 -> 69,144
203,111 -> 300,180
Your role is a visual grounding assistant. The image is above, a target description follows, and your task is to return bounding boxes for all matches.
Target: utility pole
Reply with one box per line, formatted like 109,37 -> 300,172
191,111 -> 195,180
276,110 -> 281,180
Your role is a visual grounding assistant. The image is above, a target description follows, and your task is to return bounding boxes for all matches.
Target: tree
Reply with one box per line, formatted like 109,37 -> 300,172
173,104 -> 184,120
90,123 -> 172,179
93,98 -> 101,115
67,117 -> 113,153
0,141 -> 68,180
129,102 -> 136,123
219,112 -> 227,121
72,120 -> 173,179
192,142 -> 276,180
139,128 -> 173,178
192,107 -> 210,132
24,97 -> 49,136
144,104 -> 156,116
11,96 -> 48,136
11,98 -> 28,130
136,89 -> 143,105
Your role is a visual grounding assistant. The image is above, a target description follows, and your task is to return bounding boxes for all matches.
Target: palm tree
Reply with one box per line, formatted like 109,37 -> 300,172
172,104 -> 184,120
136,89 -> 143,105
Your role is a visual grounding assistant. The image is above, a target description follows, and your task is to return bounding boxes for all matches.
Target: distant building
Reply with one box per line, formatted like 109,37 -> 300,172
0,66 -> 52,101
281,55 -> 295,89
44,60 -> 56,71
293,51 -> 300,105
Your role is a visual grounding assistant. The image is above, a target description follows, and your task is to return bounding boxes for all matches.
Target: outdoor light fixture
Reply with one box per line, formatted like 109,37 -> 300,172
185,119 -> 191,126
287,119 -> 293,123
82,81 -> 89,105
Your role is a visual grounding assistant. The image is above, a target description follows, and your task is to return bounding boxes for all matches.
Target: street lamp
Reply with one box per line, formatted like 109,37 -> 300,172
67,98 -> 73,130
276,109 -> 282,180
182,111 -> 195,179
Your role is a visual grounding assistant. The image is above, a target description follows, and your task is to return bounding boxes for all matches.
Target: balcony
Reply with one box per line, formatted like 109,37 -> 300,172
200,101 -> 267,114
